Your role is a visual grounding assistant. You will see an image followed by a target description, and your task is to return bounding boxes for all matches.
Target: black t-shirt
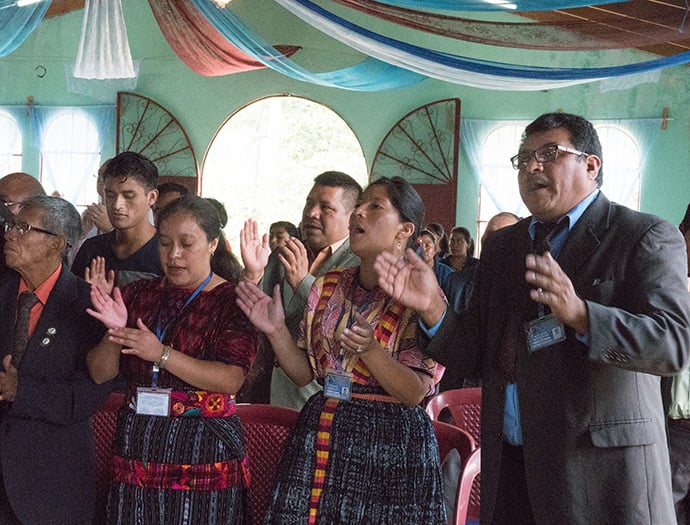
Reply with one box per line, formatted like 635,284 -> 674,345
70,230 -> 163,283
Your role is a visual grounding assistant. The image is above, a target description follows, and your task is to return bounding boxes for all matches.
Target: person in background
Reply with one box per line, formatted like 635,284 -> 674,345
0,196 -> 113,524
440,212 -> 519,391
426,222 -> 449,258
269,220 -> 299,252
69,159 -> 114,268
86,194 -> 257,524
152,181 -> 189,221
236,176 -> 446,524
418,228 -> 453,287
664,203 -> 690,524
0,172 -> 46,271
440,226 -> 479,272
240,171 -> 362,409
374,112 -> 690,524
71,151 -> 162,290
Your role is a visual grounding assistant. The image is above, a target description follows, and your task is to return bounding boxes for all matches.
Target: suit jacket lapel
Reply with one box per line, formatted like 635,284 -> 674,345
31,268 -> 78,350
558,193 -> 610,277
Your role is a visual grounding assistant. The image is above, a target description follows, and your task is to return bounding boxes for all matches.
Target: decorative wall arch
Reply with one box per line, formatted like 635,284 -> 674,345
371,98 -> 460,233
117,91 -> 198,193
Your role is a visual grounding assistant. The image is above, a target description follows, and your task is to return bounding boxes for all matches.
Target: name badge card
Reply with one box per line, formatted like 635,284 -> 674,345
324,369 -> 353,401
136,387 -> 172,416
524,313 -> 566,352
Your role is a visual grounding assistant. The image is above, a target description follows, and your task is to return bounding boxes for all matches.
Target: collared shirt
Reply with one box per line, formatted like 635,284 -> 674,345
422,189 -> 601,445
309,237 -> 347,277
504,189 -> 599,445
18,264 -> 62,337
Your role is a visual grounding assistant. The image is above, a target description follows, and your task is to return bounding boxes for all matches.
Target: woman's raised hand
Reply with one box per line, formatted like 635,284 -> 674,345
87,284 -> 128,330
239,219 -> 269,283
84,256 -> 115,296
236,281 -> 285,336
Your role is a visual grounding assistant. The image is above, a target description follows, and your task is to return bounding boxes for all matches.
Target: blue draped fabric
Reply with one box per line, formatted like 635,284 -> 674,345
191,0 -> 425,91
0,2 -> 49,57
365,0 -> 622,12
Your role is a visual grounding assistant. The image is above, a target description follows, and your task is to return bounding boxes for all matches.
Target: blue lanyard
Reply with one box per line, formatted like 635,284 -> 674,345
151,272 -> 212,387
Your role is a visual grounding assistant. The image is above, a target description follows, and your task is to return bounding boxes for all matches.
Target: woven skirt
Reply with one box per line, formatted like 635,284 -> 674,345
265,391 -> 447,524
107,410 -> 248,525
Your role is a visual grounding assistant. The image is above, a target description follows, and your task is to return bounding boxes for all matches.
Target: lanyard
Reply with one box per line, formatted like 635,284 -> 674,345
151,272 -> 212,387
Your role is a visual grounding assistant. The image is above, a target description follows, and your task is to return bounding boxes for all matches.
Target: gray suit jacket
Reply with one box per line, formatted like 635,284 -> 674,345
0,267 -> 114,523
426,193 -> 690,524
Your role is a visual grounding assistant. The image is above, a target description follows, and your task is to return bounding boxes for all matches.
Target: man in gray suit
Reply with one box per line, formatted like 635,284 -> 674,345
375,112 -> 690,524
240,171 -> 362,408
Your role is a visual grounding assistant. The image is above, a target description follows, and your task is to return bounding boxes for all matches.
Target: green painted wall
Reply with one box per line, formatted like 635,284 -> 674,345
2,0 -> 689,229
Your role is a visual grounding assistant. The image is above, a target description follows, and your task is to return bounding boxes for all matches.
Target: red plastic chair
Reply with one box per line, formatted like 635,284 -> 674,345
432,420 -> 481,525
428,388 -> 482,524
426,387 -> 482,446
235,403 -> 300,525
91,391 -> 127,523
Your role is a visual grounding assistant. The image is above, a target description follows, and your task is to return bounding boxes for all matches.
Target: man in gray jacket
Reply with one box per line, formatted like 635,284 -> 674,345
240,171 -> 362,408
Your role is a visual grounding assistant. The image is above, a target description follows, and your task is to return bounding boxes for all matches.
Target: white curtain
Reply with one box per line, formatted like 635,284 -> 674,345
69,0 -> 138,101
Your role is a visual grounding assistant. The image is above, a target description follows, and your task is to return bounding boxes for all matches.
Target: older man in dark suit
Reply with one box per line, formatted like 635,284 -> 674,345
0,196 -> 113,524
375,112 -> 690,524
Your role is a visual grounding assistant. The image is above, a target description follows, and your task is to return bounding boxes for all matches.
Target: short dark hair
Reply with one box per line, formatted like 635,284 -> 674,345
523,112 -> 603,187
157,182 -> 190,198
270,221 -> 299,238
368,176 -> 425,249
313,171 -> 362,210
103,151 -> 158,191
22,195 -> 81,258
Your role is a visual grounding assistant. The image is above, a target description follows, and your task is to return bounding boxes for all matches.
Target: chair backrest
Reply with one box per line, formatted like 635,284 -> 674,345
235,403 -> 300,525
91,391 -> 127,523
428,390 -> 482,524
432,420 -> 480,525
426,387 -> 482,446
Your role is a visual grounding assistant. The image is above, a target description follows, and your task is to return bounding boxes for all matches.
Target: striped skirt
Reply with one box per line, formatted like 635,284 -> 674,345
265,389 -> 447,524
107,410 -> 248,525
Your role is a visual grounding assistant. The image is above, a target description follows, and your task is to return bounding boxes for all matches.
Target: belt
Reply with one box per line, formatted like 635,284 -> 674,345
350,392 -> 401,403
668,417 -> 690,432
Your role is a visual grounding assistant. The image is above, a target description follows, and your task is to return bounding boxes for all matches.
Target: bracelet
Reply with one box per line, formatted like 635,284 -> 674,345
157,345 -> 171,370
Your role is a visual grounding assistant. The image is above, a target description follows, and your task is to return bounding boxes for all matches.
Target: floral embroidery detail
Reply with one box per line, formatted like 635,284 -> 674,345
168,390 -> 235,418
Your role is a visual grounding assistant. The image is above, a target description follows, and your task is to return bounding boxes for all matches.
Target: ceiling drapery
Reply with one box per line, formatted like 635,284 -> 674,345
148,0 -> 300,76
0,2 -> 49,57
355,0 -> 622,10
332,0 -> 690,51
190,0 -> 425,91
268,0 -> 690,90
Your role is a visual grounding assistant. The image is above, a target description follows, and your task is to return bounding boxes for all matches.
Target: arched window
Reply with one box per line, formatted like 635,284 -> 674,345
40,111 -> 101,208
202,96 -> 368,249
477,122 -> 642,249
0,111 -> 22,174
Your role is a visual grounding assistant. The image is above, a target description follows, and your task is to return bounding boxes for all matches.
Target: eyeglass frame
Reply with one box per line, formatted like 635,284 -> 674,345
3,221 -> 70,246
510,143 -> 589,171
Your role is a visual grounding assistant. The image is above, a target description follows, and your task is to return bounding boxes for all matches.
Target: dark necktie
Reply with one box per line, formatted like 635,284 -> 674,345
497,219 -> 569,382
533,219 -> 568,255
12,291 -> 39,368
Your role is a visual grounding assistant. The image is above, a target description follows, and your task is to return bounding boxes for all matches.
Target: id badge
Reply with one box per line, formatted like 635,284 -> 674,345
324,369 -> 353,401
136,387 -> 172,416
524,313 -> 566,352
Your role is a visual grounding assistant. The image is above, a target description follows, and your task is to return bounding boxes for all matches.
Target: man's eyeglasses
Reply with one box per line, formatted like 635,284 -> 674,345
510,143 -> 589,170
4,221 -> 68,245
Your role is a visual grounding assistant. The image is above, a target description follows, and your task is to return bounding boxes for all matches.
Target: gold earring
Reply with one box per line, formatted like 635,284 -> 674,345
397,241 -> 402,252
